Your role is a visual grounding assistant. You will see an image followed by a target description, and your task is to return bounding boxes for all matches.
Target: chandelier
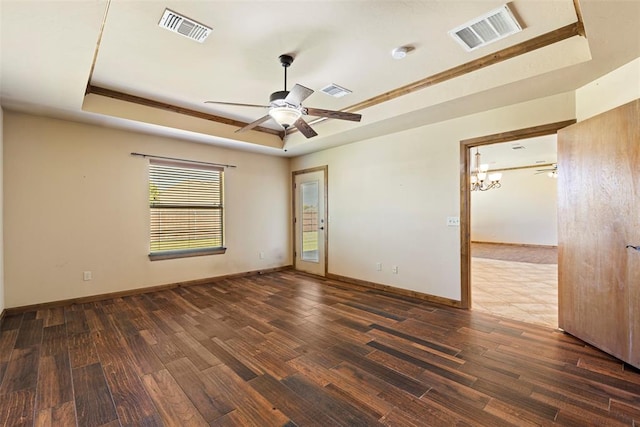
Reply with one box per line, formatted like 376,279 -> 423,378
471,148 -> 502,191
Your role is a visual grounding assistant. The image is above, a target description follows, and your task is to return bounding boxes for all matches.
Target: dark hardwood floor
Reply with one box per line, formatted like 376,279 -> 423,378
1,270 -> 639,426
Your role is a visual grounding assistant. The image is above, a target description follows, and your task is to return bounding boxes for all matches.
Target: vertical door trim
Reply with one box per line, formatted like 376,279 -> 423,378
292,166 -> 329,276
459,120 -> 575,309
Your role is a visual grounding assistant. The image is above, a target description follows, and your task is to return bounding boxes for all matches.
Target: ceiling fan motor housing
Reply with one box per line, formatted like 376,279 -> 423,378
279,54 -> 294,68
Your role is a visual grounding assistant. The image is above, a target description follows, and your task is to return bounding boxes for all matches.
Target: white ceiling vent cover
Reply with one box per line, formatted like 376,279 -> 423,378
449,5 -> 522,51
320,84 -> 352,98
159,9 -> 212,43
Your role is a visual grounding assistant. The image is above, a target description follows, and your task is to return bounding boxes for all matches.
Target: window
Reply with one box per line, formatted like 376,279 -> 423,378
148,159 -> 225,260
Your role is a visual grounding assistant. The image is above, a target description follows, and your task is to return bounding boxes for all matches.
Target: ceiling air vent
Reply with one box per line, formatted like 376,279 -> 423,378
449,4 -> 522,52
320,83 -> 352,98
158,9 -> 212,43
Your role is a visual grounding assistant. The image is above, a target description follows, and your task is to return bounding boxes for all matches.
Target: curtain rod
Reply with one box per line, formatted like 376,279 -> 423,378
131,152 -> 237,168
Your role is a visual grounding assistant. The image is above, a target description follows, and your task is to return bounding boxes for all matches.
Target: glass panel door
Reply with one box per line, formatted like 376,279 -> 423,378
294,169 -> 326,276
301,180 -> 319,262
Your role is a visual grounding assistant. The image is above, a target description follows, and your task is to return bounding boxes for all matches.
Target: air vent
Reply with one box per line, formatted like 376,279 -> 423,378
159,9 -> 212,43
449,5 -> 522,51
320,84 -> 352,98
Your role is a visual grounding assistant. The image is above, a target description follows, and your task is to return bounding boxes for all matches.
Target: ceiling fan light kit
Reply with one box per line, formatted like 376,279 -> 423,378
204,54 -> 362,139
269,107 -> 301,128
536,163 -> 558,178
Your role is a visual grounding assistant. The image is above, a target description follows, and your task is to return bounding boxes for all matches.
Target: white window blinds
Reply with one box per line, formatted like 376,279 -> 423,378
149,159 -> 224,258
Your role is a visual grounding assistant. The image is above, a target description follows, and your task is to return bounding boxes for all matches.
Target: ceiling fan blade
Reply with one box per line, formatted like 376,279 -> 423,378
236,115 -> 272,133
293,117 -> 318,139
205,100 -> 268,108
304,107 -> 362,122
285,84 -> 314,105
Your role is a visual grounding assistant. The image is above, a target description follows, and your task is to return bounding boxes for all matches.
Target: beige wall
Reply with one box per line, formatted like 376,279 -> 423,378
576,57 -> 640,121
472,167 -> 558,246
291,92 -> 575,301
3,112 -> 291,308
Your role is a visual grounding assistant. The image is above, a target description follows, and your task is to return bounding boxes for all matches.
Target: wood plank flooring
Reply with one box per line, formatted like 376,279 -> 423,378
1,270 -> 639,426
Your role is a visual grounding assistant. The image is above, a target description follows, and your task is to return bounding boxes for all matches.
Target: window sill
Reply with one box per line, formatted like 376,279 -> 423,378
149,247 -> 227,261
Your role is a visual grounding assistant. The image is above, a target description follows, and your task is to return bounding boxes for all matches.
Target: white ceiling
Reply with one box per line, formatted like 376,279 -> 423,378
1,1 -> 639,157
475,134 -> 557,170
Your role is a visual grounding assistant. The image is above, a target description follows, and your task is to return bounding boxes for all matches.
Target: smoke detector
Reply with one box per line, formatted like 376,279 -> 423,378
391,47 -> 409,59
449,4 -> 522,51
158,9 -> 212,43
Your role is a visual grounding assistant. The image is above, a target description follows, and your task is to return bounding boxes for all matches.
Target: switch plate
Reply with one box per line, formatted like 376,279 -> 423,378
376,262 -> 382,271
259,251 -> 265,259
447,216 -> 460,227
392,265 -> 398,274
83,271 -> 92,281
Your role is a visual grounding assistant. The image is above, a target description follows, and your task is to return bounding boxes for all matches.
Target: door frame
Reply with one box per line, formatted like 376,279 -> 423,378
292,166 -> 329,276
459,120 -> 575,309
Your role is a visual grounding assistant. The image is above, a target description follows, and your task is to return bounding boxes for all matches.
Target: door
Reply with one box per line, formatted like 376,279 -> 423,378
293,167 -> 327,276
557,99 -> 639,368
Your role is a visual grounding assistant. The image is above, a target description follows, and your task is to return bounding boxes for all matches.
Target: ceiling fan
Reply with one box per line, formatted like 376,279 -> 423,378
205,54 -> 362,139
535,163 -> 558,178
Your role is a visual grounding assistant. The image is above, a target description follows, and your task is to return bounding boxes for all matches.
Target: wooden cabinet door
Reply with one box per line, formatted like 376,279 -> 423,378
558,99 -> 639,368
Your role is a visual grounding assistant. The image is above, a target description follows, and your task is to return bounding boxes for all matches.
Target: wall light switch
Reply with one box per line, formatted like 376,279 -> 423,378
376,262 -> 382,271
447,216 -> 460,227
392,266 -> 399,274
83,271 -> 92,281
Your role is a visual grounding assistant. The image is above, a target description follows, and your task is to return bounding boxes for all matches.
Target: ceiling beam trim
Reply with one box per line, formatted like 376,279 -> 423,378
85,85 -> 283,138
343,22 -> 584,115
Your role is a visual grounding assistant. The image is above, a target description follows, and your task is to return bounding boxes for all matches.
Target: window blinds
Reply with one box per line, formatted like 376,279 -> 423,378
149,159 -> 224,254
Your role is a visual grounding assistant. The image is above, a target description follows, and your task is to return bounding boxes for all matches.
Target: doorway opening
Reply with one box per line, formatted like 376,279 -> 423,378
470,136 -> 558,328
459,120 -> 575,327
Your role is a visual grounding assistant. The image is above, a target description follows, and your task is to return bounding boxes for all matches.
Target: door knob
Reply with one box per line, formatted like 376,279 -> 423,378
626,245 -> 640,251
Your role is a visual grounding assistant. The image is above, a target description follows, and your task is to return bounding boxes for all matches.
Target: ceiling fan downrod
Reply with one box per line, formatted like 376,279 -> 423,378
279,54 -> 293,92
270,54 -> 295,103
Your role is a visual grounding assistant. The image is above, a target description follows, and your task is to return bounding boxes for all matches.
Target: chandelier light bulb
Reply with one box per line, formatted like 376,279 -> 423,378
471,148 -> 502,191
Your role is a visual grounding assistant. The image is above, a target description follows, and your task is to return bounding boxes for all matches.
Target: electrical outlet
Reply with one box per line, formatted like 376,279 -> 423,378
376,262 -> 382,271
83,271 -> 92,281
392,265 -> 398,274
446,216 -> 460,227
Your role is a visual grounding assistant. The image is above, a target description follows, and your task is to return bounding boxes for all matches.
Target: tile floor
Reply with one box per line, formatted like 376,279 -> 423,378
472,254 -> 558,329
